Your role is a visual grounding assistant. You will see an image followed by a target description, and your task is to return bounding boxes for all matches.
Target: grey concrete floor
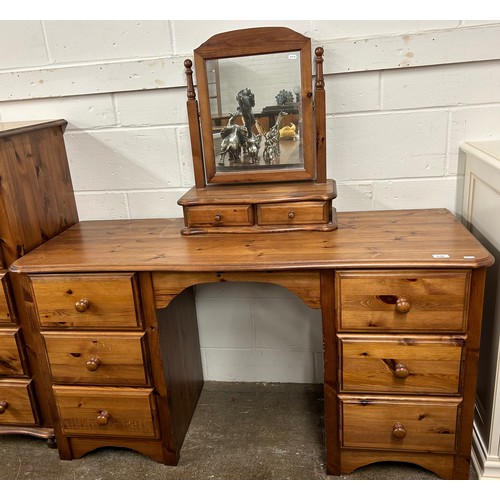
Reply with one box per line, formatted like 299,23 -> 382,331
0,382 -> 476,480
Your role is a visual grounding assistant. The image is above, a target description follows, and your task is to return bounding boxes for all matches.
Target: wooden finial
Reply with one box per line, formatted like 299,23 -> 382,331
315,47 -> 325,90
184,59 -> 196,100
314,46 -> 326,183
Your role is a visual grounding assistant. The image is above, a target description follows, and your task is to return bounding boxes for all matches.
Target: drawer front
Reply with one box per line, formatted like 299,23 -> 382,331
0,330 -> 25,376
43,332 -> 148,385
339,335 -> 463,394
54,386 -> 158,438
340,395 -> 459,453
185,204 -> 254,227
0,272 -> 15,324
257,201 -> 330,225
336,270 -> 470,332
0,379 -> 38,425
30,273 -> 142,329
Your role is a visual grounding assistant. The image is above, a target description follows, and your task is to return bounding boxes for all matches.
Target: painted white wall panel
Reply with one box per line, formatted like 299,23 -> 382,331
127,190 -> 185,219
382,60 -> 500,110
329,111 -> 448,181
0,21 -> 49,69
64,128 -> 182,191
43,20 -> 173,63
0,94 -> 117,129
311,20 -> 460,39
115,88 -> 188,126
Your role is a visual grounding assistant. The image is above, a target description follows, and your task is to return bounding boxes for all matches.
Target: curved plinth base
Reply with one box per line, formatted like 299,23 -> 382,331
0,425 -> 55,448
63,437 -> 179,466
333,449 -> 467,480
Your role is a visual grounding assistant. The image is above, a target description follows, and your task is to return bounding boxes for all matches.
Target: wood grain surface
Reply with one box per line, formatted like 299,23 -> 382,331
340,394 -> 460,452
29,273 -> 142,329
0,379 -> 38,425
0,329 -> 25,376
43,332 -> 148,385
336,270 -> 470,332
339,334 -> 463,394
0,121 -> 78,266
0,272 -> 15,324
9,210 -> 494,274
53,385 -> 158,438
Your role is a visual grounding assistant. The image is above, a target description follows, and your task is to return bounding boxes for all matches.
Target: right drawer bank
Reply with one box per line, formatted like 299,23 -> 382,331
334,269 -> 472,479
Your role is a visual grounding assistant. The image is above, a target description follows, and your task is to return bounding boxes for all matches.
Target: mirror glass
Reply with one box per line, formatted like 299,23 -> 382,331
207,52 -> 303,173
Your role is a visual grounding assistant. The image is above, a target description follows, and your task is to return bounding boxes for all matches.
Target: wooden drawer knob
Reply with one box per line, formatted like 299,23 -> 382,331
75,299 -> 90,313
394,362 -> 410,379
214,214 -> 222,222
86,357 -> 100,371
395,298 -> 411,314
288,211 -> 295,219
392,422 -> 407,439
0,401 -> 8,414
97,410 -> 110,425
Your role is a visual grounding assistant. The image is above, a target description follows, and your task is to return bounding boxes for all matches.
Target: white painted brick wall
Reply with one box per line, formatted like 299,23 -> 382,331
0,21 -> 49,69
0,94 -> 117,129
43,21 -> 173,63
1,20 -> 500,383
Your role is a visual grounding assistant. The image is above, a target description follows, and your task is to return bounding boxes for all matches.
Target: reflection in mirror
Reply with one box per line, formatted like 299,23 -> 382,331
208,52 -> 303,173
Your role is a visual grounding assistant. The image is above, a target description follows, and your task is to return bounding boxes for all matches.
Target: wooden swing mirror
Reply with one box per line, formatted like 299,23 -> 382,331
178,27 -> 337,235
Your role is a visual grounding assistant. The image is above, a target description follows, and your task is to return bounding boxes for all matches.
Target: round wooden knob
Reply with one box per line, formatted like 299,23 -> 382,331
86,357 -> 100,371
0,401 -> 8,414
75,299 -> 89,313
97,410 -> 110,425
288,211 -> 295,219
394,363 -> 410,379
214,214 -> 222,222
395,298 -> 411,314
392,422 -> 407,439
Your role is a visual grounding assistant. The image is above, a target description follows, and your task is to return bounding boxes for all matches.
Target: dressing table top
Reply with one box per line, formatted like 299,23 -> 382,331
9,209 -> 493,274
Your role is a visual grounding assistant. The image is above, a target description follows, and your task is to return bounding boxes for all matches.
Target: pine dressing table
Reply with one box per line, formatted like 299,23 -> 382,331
1,27 -> 493,480
8,208 -> 493,479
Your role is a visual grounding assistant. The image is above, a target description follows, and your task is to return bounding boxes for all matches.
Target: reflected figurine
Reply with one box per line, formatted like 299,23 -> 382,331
245,133 -> 262,164
263,111 -> 287,164
236,88 -> 256,138
218,112 -> 248,165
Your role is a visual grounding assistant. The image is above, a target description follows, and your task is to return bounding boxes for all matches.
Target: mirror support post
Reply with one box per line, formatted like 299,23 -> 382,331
314,47 -> 326,184
184,59 -> 206,188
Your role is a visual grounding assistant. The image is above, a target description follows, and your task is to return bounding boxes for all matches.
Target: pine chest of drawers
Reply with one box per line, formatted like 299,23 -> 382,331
0,120 -> 79,443
0,271 -> 38,427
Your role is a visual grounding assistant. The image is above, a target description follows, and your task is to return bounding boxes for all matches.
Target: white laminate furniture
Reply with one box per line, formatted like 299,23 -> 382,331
458,141 -> 500,480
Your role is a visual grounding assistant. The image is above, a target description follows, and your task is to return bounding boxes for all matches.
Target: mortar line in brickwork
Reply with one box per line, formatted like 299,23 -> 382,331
331,102 -> 500,118
110,94 -> 120,125
378,70 -> 384,111
444,109 -> 454,176
64,123 -> 188,134
39,21 -> 53,64
337,174 -> 456,185
167,20 -> 176,54
74,188 -> 187,195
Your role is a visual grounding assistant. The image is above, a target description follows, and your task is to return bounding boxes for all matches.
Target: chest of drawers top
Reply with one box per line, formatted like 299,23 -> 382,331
8,209 -> 493,274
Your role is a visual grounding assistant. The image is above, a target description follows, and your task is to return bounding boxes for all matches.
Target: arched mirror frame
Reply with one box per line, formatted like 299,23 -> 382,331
189,27 -> 321,186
